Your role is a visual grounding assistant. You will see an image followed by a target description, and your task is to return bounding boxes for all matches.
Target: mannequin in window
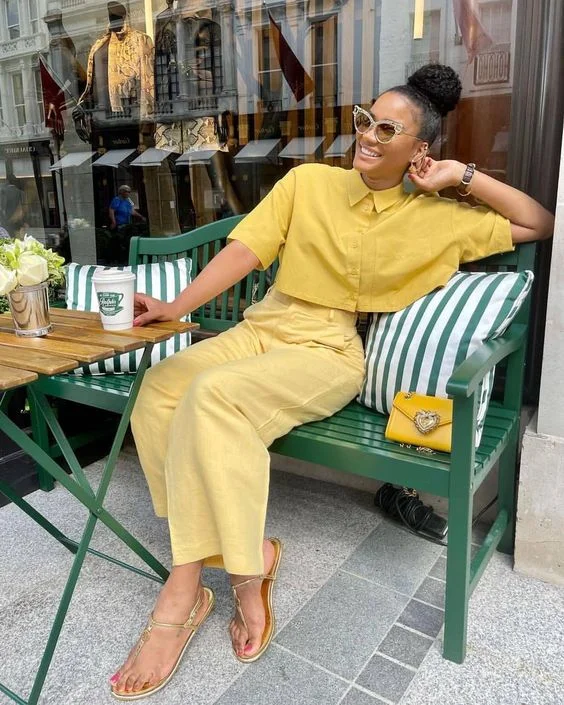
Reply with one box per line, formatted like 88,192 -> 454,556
154,0 -> 244,218
42,8 -> 87,137
72,1 -> 154,141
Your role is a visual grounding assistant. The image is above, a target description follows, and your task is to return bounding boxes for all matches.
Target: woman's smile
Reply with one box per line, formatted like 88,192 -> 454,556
358,143 -> 383,160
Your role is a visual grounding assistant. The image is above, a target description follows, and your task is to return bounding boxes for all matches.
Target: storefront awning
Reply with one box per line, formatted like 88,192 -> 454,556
324,134 -> 356,158
279,136 -> 325,160
93,149 -> 136,168
176,149 -> 218,165
129,148 -> 172,167
234,139 -> 281,163
50,151 -> 96,170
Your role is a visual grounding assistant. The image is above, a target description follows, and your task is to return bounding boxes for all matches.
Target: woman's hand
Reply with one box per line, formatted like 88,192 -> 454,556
133,293 -> 178,326
408,158 -> 465,193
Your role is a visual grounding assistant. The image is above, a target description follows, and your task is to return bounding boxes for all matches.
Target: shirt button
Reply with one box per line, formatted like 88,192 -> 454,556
363,204 -> 372,213
351,268 -> 359,275
351,241 -> 358,249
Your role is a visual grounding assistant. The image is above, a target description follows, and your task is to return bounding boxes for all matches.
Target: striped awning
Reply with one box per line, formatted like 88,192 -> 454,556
93,149 -> 136,168
50,151 -> 96,170
176,149 -> 219,165
279,136 -> 324,160
234,139 -> 280,162
324,134 -> 356,158
129,148 -> 172,167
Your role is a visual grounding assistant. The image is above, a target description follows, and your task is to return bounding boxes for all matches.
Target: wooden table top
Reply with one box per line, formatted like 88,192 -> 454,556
0,309 -> 198,391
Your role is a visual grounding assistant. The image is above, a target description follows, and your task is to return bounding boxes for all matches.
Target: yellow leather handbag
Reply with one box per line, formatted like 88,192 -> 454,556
385,392 -> 453,453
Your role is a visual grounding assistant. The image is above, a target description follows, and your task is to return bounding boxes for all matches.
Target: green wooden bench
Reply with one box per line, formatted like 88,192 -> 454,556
30,215 -> 536,664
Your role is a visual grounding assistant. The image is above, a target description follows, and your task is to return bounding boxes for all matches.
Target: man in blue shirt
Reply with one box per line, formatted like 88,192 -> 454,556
108,185 -> 145,229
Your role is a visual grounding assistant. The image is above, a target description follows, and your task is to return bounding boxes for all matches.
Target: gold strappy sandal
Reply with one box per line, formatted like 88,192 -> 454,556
111,586 -> 215,701
230,538 -> 283,663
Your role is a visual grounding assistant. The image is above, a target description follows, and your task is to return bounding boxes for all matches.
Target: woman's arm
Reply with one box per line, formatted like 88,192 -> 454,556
409,159 -> 555,243
133,240 -> 260,326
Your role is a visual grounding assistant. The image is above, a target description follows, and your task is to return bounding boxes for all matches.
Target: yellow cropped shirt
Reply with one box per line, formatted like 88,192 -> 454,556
227,163 -> 514,312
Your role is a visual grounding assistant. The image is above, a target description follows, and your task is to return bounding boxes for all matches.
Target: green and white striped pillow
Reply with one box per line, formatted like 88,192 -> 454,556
65,259 -> 191,375
358,270 -> 534,446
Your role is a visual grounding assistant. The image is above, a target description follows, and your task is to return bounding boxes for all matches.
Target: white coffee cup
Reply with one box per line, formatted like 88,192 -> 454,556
92,269 -> 136,330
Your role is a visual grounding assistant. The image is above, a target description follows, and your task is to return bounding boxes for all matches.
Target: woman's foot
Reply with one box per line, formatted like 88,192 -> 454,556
228,538 -> 277,659
111,564 -> 208,697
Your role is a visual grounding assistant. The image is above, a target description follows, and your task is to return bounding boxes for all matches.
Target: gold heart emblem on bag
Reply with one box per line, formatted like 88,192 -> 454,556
414,410 -> 441,434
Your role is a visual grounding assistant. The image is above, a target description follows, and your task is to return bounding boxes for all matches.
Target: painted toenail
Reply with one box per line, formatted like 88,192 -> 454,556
110,673 -> 120,684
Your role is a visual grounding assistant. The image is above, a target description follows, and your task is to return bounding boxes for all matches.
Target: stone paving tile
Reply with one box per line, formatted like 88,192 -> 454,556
342,521 -> 442,595
340,686 -> 390,705
397,599 -> 444,638
402,638 -> 564,705
377,625 -> 434,669
428,555 -> 446,581
214,645 -> 348,705
276,570 -> 407,680
356,653 -> 416,703
413,576 -> 445,609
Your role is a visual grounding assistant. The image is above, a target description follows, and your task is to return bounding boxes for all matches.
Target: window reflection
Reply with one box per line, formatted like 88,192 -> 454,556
0,0 -> 519,266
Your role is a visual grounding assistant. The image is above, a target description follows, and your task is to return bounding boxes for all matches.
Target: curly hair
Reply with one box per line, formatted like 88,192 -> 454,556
387,64 -> 462,144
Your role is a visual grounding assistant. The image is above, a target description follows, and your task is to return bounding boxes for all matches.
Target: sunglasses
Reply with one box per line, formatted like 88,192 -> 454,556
353,105 -> 422,144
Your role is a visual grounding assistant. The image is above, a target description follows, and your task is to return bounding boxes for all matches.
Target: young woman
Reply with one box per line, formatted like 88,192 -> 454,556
110,64 -> 553,699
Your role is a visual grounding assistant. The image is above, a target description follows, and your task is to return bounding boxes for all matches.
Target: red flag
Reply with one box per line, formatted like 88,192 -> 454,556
452,0 -> 494,63
39,56 -> 67,136
268,12 -> 313,102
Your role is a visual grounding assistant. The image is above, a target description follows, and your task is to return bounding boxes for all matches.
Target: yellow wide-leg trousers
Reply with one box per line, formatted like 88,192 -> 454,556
131,290 -> 365,575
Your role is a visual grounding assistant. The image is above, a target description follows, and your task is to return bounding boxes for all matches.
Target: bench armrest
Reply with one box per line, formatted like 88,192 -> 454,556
446,324 -> 527,398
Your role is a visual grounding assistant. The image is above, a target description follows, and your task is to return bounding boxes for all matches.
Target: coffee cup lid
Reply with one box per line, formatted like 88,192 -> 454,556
92,268 -> 136,283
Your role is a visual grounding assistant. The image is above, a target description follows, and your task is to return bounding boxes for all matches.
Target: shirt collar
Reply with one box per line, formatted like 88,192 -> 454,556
347,169 -> 406,213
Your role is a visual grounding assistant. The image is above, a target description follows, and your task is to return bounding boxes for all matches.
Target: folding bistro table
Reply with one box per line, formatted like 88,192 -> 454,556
0,309 -> 198,705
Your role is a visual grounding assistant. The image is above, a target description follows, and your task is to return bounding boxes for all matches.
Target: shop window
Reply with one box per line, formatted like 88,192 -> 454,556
258,25 -> 283,103
155,29 -> 178,110
29,0 -> 39,34
183,18 -> 223,97
34,68 -> 44,123
12,73 -> 26,126
407,10 -> 441,79
311,15 -> 338,108
6,0 -> 20,39
194,22 -> 222,96
480,0 -> 512,48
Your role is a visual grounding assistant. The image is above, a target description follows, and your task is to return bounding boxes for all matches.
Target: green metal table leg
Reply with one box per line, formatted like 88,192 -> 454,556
28,392 -> 55,492
0,344 -> 169,704
0,408 -> 168,582
0,477 -> 77,554
0,390 -> 14,413
27,511 -> 99,705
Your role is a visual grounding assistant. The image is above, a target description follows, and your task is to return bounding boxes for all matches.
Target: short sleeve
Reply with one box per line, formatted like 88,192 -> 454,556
453,200 -> 514,263
109,197 -> 120,210
227,169 -> 296,269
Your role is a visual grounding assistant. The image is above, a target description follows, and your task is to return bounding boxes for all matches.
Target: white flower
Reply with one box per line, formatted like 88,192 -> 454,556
21,235 -> 39,251
1,242 -> 17,255
0,263 -> 17,295
16,252 -> 49,286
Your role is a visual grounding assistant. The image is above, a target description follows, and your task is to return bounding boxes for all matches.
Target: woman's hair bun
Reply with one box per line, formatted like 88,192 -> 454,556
407,64 -> 462,117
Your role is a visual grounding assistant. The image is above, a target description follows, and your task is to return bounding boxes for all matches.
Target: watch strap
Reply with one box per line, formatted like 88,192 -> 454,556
457,162 -> 476,196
